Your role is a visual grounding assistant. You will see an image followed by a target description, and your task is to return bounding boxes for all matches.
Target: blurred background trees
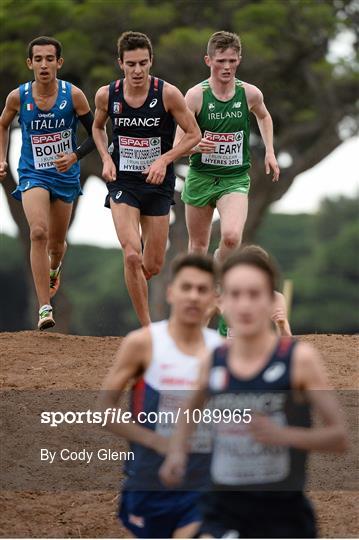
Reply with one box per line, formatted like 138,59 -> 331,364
0,0 -> 358,333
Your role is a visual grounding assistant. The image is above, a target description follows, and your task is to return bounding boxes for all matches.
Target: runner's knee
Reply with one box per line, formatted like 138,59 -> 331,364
48,240 -> 66,258
124,248 -> 143,271
188,237 -> 209,254
144,258 -> 163,279
30,224 -> 48,243
222,230 -> 241,250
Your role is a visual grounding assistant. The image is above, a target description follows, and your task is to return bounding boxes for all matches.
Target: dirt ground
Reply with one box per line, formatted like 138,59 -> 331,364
0,332 -> 358,538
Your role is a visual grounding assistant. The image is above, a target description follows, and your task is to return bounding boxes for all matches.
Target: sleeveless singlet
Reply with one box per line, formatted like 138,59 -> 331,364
107,77 -> 176,193
18,79 -> 80,184
189,78 -> 250,178
124,320 -> 222,491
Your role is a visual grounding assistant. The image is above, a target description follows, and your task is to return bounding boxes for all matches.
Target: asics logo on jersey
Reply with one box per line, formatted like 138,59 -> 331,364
115,190 -> 122,199
232,102 -> 241,108
25,181 -> 30,190
59,100 -> 67,110
262,362 -> 286,383
149,98 -> 157,108
209,366 -> 228,391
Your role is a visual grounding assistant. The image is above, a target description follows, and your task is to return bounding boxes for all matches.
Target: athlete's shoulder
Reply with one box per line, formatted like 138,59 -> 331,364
291,340 -> 329,390
162,81 -> 187,113
126,326 -> 152,347
5,88 -> 21,111
241,81 -> 263,108
69,83 -> 91,115
162,80 -> 184,98
184,83 -> 204,114
203,327 -> 224,348
94,84 -> 110,108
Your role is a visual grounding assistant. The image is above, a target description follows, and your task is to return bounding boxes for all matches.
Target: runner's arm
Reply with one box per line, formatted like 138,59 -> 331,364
92,86 -> 116,182
54,86 -> 95,173
0,89 -> 20,180
246,83 -> 280,182
249,342 -> 349,452
98,328 -> 168,454
143,84 -> 201,184
159,352 -> 211,486
272,291 -> 292,336
174,86 -> 215,156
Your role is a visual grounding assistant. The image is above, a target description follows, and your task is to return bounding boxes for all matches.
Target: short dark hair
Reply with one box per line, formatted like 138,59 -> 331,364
117,31 -> 153,61
170,253 -> 217,282
220,249 -> 278,294
28,36 -> 62,60
207,31 -> 241,57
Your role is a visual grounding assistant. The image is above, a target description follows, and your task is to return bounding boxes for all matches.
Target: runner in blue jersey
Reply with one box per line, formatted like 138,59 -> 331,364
99,254 -> 223,538
0,36 -> 95,330
161,249 -> 348,538
93,32 -> 201,327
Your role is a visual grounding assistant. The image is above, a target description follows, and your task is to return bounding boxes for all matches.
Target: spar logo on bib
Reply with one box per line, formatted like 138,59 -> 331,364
202,130 -> 244,167
31,130 -> 73,170
119,135 -> 161,172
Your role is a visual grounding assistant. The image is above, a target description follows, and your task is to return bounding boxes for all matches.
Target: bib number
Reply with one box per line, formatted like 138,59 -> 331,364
31,130 -> 73,170
119,136 -> 161,172
201,130 -> 243,167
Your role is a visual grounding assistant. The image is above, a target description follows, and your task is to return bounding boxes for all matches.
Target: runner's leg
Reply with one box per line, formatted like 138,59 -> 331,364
216,192 -> 248,262
140,213 -> 170,280
48,198 -> 73,271
22,187 -> 51,308
110,200 -> 151,326
185,203 -> 214,254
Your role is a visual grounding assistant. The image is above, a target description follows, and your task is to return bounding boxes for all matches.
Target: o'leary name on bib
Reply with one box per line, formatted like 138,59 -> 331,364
202,130 -> 244,167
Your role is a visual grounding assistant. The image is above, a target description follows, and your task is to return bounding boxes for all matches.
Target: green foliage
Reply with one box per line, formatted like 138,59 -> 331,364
1,194 -> 357,335
254,194 -> 359,334
290,195 -> 359,333
255,213 -> 316,274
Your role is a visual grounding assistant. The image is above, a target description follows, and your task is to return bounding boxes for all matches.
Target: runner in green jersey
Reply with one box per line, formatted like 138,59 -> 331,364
176,31 -> 280,262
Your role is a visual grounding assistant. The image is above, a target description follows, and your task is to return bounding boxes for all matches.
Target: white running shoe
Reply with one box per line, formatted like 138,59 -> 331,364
38,304 -> 55,331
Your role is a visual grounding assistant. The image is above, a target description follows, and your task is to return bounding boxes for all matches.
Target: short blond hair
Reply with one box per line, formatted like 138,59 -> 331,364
207,31 -> 241,57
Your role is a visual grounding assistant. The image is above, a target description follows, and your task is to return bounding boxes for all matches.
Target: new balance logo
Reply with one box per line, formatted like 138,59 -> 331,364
232,102 -> 241,108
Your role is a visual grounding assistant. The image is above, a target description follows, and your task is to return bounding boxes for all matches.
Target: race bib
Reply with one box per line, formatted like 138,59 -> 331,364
119,135 -> 161,172
211,412 -> 290,485
201,130 -> 243,167
31,130 -> 73,170
155,391 -> 211,454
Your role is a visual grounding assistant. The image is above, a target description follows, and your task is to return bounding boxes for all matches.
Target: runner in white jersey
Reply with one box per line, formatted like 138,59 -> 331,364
99,253 -> 222,538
